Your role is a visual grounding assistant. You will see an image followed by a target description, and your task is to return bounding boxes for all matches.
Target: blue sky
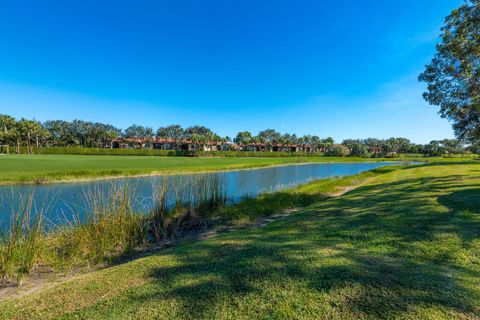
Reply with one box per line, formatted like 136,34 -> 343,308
0,0 -> 463,143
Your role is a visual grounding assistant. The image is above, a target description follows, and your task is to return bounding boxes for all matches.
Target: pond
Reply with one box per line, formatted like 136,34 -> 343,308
0,162 -> 399,228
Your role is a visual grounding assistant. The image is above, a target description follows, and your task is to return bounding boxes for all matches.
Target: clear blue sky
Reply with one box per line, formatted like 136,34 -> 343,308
0,0 -> 463,143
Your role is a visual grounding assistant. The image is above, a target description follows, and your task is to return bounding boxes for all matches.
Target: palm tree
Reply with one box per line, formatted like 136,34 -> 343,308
302,135 -> 312,153
32,122 -> 45,148
203,132 -> 215,151
37,127 -> 51,148
11,124 -> 21,154
234,131 -> 252,146
280,133 -> 291,151
19,119 -> 42,154
257,136 -> 267,151
321,137 -> 334,152
310,136 -> 320,153
0,114 -> 16,154
190,133 -> 201,151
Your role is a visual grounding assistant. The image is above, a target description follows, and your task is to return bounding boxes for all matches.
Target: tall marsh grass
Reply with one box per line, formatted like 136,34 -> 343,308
0,193 -> 45,282
51,185 -> 146,268
148,174 -> 226,241
0,174 -> 227,283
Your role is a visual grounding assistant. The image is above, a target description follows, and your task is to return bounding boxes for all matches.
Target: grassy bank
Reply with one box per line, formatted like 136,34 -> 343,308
1,162 -> 478,319
0,154 -> 410,185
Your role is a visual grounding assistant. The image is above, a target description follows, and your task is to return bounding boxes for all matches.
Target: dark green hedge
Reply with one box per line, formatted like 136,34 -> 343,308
14,146 -> 172,156
197,151 -> 326,157
8,147 -> 475,158
11,147 -> 327,157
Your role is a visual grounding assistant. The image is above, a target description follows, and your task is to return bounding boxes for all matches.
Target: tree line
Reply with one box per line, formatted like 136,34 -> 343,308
0,114 -> 120,153
336,138 -> 468,157
0,113 -> 472,156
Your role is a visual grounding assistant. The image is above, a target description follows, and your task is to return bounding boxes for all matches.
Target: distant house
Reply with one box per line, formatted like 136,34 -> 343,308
112,138 -> 150,149
195,141 -> 234,151
241,143 -> 268,152
152,138 -> 190,151
107,137 -> 233,152
272,144 -> 300,152
243,143 -> 320,153
199,142 -> 218,151
102,140 -> 114,148
219,141 -> 238,151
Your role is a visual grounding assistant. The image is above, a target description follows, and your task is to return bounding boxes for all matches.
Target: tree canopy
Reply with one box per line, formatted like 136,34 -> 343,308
419,0 -> 480,144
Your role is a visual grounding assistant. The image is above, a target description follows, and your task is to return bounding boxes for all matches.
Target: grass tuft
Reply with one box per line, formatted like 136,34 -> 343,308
0,193 -> 44,283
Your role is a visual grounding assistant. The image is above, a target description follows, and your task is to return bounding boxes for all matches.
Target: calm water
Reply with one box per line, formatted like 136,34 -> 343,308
0,162 -> 398,227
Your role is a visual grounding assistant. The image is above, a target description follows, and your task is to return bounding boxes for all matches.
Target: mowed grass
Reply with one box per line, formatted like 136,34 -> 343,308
1,162 -> 479,319
0,154 -> 396,184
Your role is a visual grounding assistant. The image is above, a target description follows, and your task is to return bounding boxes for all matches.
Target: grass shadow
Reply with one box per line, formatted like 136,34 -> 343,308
438,188 -> 480,213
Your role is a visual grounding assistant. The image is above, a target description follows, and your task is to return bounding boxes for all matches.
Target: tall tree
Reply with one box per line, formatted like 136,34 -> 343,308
18,119 -> 41,154
258,129 -> 281,150
156,125 -> 184,142
440,139 -> 464,154
234,131 -> 252,145
321,137 -> 335,152
44,120 -> 73,146
37,126 -> 52,148
424,140 -> 445,156
301,135 -> 312,152
124,124 -> 151,138
184,125 -> 213,137
0,114 -> 16,154
11,124 -> 21,154
419,0 -> 480,144
184,126 -> 216,151
365,138 -> 383,154
281,133 -> 293,148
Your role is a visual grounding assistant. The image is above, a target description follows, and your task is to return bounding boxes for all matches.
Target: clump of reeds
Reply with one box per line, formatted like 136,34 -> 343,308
148,174 -> 227,241
175,174 -> 226,227
148,180 -> 182,241
0,192 -> 45,283
52,184 -> 147,268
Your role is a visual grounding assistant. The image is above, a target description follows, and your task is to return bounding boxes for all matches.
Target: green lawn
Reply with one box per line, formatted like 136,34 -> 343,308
1,162 -> 479,319
0,154 -> 400,184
